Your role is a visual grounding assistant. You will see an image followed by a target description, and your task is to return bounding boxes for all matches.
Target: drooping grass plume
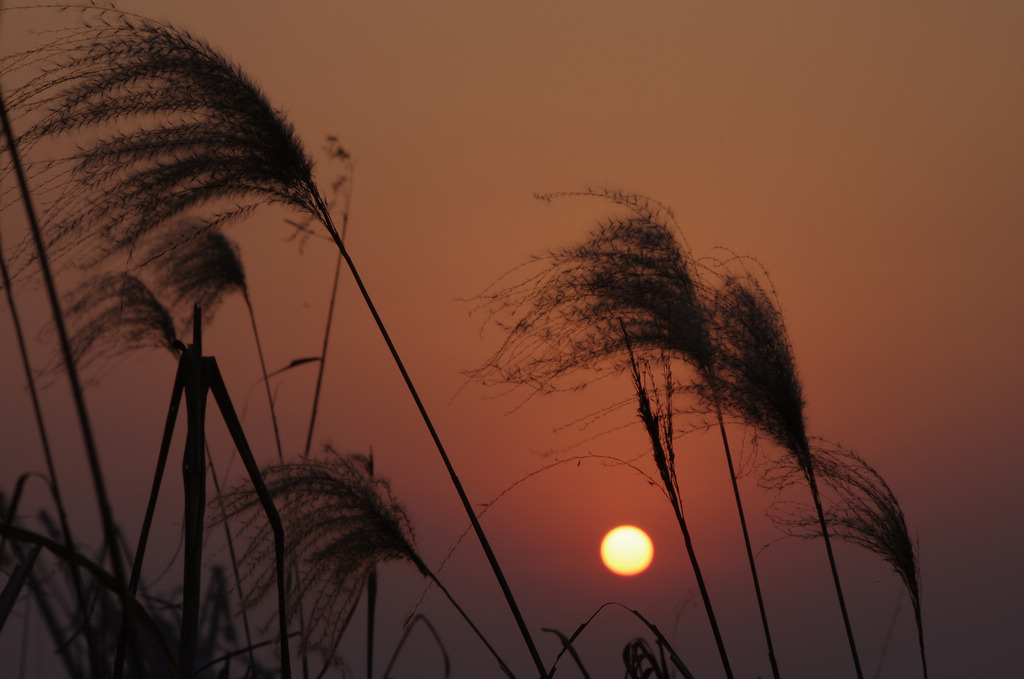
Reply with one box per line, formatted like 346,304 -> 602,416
474,190 -> 713,393
46,272 -> 179,378
0,7 -> 324,275
146,225 -> 285,461
704,267 -> 865,678
768,442 -> 926,678
214,447 -> 515,677
145,226 -> 247,332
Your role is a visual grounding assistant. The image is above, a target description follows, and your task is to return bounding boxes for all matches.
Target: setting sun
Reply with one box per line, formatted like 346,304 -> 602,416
600,526 -> 654,576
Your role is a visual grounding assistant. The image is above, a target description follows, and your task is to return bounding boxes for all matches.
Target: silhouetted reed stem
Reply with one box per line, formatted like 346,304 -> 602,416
0,189 -> 102,677
305,250 -> 343,457
318,215 -> 546,677
805,464 -> 864,679
207,445 -> 258,673
621,327 -> 733,679
0,85 -> 142,671
180,317 -> 208,678
243,291 -> 283,462
713,406 -> 782,679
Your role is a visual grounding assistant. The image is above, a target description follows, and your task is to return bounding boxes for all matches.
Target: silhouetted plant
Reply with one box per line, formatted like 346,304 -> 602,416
475,190 -> 711,392
215,447 -> 515,677
47,273 -> 180,378
703,267 -> 865,678
767,442 -> 926,678
620,332 -> 734,678
0,193 -> 102,675
147,226 -> 286,461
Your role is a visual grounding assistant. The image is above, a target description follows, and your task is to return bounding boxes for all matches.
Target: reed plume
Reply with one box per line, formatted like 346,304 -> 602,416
147,226 -> 285,461
50,272 -> 179,377
768,443 -> 926,678
0,7 -> 325,275
475,190 -> 712,392
215,447 -> 514,677
705,268 -> 865,678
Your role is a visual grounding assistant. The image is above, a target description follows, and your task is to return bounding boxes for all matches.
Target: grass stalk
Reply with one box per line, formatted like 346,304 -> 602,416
179,315 -> 208,678
304,250 -> 343,457
207,358 -> 292,679
0,83 -> 143,673
621,332 -> 733,679
805,464 -> 863,679
207,442 -> 258,674
317,213 -> 546,677
713,404 -> 782,679
0,186 -> 103,678
243,290 -> 284,462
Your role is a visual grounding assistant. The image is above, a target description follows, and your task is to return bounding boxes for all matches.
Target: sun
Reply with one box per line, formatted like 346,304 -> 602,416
600,525 -> 654,576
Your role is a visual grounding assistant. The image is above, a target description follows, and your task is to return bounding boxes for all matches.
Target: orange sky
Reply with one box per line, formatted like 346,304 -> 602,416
1,2 -> 1022,678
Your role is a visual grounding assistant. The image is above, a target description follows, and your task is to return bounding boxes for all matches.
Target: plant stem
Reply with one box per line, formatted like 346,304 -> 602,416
244,291 -> 284,462
317,212 -> 546,677
0,84 -> 141,672
304,250 -> 343,457
805,462 -> 864,679
714,407 -> 782,679
0,193 -> 103,678
622,327 -> 733,679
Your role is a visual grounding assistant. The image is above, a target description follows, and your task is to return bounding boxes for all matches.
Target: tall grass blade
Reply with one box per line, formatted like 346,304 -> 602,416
206,357 -> 292,679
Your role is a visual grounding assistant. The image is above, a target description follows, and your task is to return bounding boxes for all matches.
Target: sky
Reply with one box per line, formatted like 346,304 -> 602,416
1,1 -> 1022,678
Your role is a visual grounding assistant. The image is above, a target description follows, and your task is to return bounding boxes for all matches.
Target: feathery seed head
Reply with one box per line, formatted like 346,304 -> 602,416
215,448 -> 419,665
1,7 -> 330,276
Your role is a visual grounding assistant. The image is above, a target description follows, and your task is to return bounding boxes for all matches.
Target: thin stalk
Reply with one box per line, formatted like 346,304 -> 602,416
366,567 -> 377,679
366,450 -> 376,679
622,326 -> 732,679
243,290 -> 283,462
714,406 -> 781,679
316,209 -> 546,677
179,316 -> 208,678
0,84 -> 142,672
207,443 -> 257,673
412,556 -> 516,679
207,358 -> 292,679
0,192 -> 102,678
305,172 -> 349,458
805,464 -> 864,679
303,250 -> 343,457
